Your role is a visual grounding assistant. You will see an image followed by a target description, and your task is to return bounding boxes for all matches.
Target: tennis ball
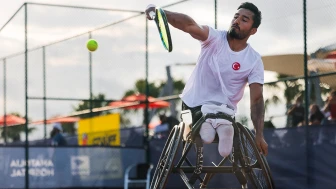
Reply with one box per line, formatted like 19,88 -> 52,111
87,39 -> 98,52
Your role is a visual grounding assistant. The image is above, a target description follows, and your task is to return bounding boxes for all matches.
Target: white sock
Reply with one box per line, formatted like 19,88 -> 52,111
200,122 -> 216,144
216,124 -> 234,157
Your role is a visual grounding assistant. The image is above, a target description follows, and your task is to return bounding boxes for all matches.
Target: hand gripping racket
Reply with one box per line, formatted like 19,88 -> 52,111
149,7 -> 173,52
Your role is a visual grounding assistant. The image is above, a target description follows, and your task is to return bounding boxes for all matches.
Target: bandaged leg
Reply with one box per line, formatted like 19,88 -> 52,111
216,124 -> 234,158
200,122 -> 216,144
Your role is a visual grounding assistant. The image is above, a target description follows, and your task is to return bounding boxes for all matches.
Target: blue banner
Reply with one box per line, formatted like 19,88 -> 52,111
0,147 -> 144,188
1,125 -> 336,188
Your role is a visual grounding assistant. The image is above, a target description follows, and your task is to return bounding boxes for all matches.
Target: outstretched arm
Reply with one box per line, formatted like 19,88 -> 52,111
165,10 -> 208,41
249,83 -> 268,155
145,5 -> 209,41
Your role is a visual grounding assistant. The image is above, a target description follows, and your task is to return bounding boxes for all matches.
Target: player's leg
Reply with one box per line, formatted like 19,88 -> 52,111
200,122 -> 216,144
216,124 -> 234,157
182,102 -> 216,144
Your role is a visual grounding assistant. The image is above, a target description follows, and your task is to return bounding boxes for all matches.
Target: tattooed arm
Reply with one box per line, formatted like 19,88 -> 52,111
250,83 -> 268,155
164,10 -> 209,41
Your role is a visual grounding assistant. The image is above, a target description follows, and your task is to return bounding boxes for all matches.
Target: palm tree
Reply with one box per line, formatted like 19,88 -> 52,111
265,73 -> 331,127
266,74 -> 331,107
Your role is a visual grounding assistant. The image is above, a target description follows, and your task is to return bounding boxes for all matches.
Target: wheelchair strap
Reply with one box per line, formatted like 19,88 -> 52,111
188,135 -> 204,185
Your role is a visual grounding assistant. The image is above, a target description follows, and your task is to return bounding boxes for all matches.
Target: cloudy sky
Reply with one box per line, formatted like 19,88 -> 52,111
0,0 -> 335,139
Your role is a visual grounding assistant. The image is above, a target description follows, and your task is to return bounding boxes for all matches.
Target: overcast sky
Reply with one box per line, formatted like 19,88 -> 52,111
0,0 -> 335,137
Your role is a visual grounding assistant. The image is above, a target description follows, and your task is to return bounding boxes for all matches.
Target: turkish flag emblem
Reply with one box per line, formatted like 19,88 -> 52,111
232,62 -> 240,70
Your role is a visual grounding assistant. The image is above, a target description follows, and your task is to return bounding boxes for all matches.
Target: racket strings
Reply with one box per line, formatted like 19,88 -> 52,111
155,8 -> 172,52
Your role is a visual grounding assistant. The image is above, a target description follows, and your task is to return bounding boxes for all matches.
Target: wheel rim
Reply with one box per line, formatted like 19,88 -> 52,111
151,124 -> 183,189
242,135 -> 267,188
156,133 -> 175,188
151,128 -> 176,188
238,125 -> 273,189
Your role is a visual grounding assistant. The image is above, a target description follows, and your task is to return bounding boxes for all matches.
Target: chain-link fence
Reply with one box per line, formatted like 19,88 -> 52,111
1,0 -> 336,142
0,0 -> 336,188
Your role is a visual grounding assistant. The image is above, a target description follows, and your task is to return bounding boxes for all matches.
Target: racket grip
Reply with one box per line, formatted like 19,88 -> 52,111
149,11 -> 155,19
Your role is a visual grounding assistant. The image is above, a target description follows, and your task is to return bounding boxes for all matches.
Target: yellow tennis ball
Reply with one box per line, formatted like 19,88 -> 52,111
87,39 -> 98,52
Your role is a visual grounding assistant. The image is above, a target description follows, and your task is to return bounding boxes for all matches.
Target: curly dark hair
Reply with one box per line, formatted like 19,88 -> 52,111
238,2 -> 262,28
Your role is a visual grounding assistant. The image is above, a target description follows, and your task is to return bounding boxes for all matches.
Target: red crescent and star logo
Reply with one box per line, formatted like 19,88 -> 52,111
232,62 -> 240,70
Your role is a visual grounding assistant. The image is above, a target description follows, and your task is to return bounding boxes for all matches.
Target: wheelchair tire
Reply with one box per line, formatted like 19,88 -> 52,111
150,123 -> 184,189
237,123 -> 274,189
245,128 -> 275,188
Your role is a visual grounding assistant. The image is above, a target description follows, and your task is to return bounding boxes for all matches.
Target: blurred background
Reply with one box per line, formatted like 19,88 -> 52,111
0,0 -> 336,188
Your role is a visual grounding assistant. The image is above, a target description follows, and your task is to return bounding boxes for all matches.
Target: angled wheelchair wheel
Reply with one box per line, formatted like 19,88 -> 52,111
244,127 -> 275,188
150,123 -> 184,189
237,123 -> 274,189
260,154 -> 275,188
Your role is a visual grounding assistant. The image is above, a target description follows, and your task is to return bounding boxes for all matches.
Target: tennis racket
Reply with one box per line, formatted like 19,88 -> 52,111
149,7 -> 173,52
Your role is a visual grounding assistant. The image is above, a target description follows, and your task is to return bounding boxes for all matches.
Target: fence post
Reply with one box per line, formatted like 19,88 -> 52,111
24,3 -> 30,189
3,59 -> 7,144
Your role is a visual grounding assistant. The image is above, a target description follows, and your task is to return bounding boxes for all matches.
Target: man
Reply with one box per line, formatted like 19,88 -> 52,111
146,2 -> 268,156
323,90 -> 336,123
50,122 -> 67,146
153,114 -> 179,137
287,96 -> 305,127
159,113 -> 180,131
50,122 -> 68,186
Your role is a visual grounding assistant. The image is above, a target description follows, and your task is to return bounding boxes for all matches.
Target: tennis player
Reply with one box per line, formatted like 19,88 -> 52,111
146,2 -> 268,157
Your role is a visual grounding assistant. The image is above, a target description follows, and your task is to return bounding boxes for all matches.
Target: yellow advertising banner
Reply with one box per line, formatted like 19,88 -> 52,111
77,113 -> 120,146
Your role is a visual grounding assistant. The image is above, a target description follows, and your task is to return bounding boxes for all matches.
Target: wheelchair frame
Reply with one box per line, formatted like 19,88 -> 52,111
150,111 -> 274,189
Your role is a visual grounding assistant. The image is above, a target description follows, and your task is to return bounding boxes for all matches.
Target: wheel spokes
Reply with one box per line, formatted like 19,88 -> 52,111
237,125 -> 272,189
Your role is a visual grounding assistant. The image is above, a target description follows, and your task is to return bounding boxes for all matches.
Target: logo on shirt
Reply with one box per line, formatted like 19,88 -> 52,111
232,62 -> 240,70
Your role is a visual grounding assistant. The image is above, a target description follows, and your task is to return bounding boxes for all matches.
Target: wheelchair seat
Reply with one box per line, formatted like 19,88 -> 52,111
180,109 -> 233,143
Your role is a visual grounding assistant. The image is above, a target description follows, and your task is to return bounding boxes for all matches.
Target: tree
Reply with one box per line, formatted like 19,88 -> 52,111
265,74 -> 330,107
120,78 -> 185,127
73,93 -> 110,119
58,121 -> 76,136
124,80 -> 161,98
69,93 -> 113,134
0,112 -> 35,142
124,79 -> 185,98
264,82 -> 282,111
72,93 -> 132,128
264,74 -> 331,127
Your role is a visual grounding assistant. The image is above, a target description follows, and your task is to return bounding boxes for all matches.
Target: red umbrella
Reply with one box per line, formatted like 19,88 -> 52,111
326,51 -> 336,59
0,115 -> 25,126
109,94 -> 170,109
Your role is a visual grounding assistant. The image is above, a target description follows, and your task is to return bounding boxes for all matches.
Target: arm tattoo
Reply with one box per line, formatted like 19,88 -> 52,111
251,96 -> 265,136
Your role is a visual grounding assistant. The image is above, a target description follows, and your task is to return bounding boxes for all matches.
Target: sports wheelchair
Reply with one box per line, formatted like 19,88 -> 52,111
150,109 -> 274,189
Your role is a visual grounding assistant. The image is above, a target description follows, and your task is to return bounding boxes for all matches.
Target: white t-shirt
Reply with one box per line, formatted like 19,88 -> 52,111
180,26 -> 264,113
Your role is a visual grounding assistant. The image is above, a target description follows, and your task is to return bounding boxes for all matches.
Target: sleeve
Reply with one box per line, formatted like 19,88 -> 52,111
200,26 -> 221,47
248,57 -> 264,85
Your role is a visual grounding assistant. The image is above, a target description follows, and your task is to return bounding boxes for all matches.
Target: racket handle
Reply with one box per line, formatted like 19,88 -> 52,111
149,11 -> 155,19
